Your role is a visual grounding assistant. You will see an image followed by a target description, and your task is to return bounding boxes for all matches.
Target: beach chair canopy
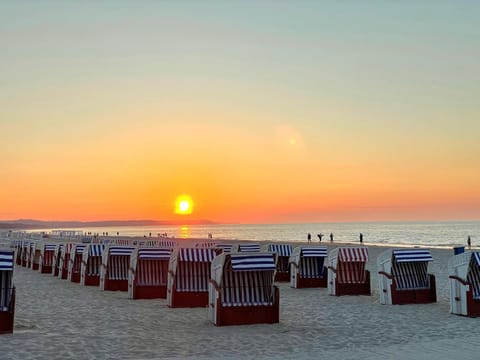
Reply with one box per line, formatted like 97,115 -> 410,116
467,252 -> 480,299
45,244 -> 57,251
216,244 -> 232,254
231,254 -> 276,271
268,244 -> 292,257
109,246 -> 135,256
301,247 -> 328,257
138,248 -> 172,260
75,245 -> 86,254
0,250 -> 14,271
237,244 -> 260,253
393,249 -> 433,263
179,248 -> 216,262
338,247 -> 369,262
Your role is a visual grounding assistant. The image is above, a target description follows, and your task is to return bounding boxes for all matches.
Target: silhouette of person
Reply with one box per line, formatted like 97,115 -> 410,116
468,235 -> 472,249
307,233 -> 312,243
317,233 -> 323,242
360,233 -> 363,244
330,233 -> 334,242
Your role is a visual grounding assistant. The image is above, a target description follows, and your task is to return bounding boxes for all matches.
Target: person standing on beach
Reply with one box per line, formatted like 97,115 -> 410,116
307,233 -> 312,243
330,233 -> 334,242
468,235 -> 472,249
317,233 -> 323,242
360,233 -> 363,244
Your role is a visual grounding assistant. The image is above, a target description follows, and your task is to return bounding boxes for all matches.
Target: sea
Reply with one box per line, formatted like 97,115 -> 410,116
29,221 -> 479,249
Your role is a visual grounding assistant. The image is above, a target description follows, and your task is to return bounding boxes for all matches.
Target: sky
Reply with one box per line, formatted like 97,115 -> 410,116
1,1 -> 479,224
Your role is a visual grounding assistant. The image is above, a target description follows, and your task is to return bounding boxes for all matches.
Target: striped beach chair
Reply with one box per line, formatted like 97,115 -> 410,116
21,242 -> 32,267
216,244 -> 233,255
167,248 -> 216,308
449,252 -> 480,317
233,244 -> 261,253
290,246 -> 328,288
0,249 -> 15,334
209,252 -> 279,326
129,247 -> 172,299
29,242 -> 42,271
100,245 -> 136,291
52,244 -> 64,277
267,244 -> 293,282
327,247 -> 371,296
80,244 -> 105,286
58,243 -> 74,279
378,249 -> 436,305
68,244 -> 87,283
39,243 -> 57,274
14,240 -> 23,266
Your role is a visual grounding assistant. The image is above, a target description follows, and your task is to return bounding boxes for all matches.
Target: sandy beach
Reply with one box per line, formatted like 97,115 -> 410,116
1,242 -> 479,360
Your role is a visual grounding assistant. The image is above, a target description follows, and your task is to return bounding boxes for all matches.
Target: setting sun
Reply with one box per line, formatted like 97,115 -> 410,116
175,195 -> 194,215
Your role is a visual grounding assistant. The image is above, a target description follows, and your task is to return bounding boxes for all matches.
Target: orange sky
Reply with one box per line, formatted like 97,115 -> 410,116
1,2 -> 479,223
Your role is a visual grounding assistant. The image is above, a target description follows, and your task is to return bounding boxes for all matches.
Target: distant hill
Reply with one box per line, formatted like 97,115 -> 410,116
0,218 -> 217,229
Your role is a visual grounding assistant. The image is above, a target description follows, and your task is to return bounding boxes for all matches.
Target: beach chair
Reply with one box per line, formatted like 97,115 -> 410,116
378,249 -> 436,305
29,242 -> 42,271
80,244 -> 105,286
39,244 -> 57,274
449,252 -> 480,317
15,240 -> 23,266
58,243 -> 74,279
0,249 -> 15,334
290,246 -> 328,288
67,244 -> 86,283
21,242 -> 32,267
233,244 -> 261,253
129,247 -> 172,299
327,247 -> 371,296
266,244 -> 293,282
216,244 -> 233,254
209,252 -> 279,326
167,248 -> 216,308
100,245 -> 136,291
52,244 -> 64,277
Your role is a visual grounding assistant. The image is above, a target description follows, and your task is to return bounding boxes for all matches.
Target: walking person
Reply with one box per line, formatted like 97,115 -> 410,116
360,233 -> 363,244
330,233 -> 334,242
317,233 -> 323,242
307,233 -> 312,243
468,235 -> 472,249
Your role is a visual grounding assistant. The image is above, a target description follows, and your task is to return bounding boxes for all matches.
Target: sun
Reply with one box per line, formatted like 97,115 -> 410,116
175,195 -> 194,215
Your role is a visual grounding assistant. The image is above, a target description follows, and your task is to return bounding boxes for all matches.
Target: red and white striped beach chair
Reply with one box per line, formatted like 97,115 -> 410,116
167,248 -> 216,308
39,243 -> 57,274
129,247 -> 172,299
378,249 -> 436,305
209,252 -> 279,326
449,252 -> 480,317
100,245 -> 136,291
328,247 -> 371,296
58,243 -> 74,280
80,244 -> 105,286
267,244 -> 293,282
290,246 -> 328,288
21,242 -> 32,267
29,242 -> 42,271
0,249 -> 15,334
68,244 -> 87,283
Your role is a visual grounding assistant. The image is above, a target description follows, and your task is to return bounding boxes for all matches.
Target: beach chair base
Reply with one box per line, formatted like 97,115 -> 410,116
40,266 -> 53,274
53,268 -> 59,277
32,263 -> 39,271
213,286 -> 280,326
391,275 -> 436,305
0,291 -> 15,335
168,290 -> 208,308
104,279 -> 129,291
21,260 -> 27,267
132,285 -> 167,299
83,275 -> 100,286
333,271 -> 371,296
297,276 -> 328,288
61,269 -> 68,279
70,273 -> 81,283
275,272 -> 290,282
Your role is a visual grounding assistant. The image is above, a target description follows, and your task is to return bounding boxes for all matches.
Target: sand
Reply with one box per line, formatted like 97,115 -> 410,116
1,242 -> 479,360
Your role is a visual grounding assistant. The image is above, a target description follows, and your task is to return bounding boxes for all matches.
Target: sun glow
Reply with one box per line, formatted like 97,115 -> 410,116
175,195 -> 194,215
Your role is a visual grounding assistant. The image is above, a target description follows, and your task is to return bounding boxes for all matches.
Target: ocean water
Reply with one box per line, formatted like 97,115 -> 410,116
31,221 -> 479,248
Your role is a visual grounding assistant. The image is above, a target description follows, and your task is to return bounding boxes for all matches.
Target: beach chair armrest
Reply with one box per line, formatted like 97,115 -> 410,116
209,279 -> 220,291
378,271 -> 393,279
327,266 -> 337,273
449,275 -> 469,286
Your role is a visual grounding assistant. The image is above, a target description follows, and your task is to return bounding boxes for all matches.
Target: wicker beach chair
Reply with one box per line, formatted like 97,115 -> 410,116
290,246 -> 328,288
